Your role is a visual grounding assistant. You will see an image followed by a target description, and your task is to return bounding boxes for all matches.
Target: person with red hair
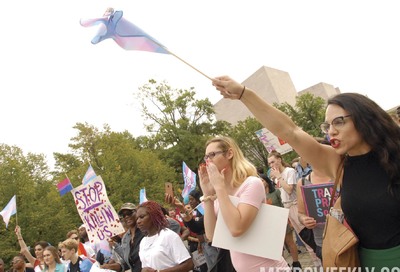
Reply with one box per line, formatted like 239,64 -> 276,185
136,201 -> 193,272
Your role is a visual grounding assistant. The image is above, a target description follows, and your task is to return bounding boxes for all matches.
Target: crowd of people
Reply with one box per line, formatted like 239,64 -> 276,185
2,79 -> 399,271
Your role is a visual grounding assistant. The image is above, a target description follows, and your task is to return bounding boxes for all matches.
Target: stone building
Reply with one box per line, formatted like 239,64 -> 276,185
213,65 -> 340,124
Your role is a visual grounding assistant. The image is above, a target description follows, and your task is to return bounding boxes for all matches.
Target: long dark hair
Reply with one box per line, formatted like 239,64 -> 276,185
328,93 -> 400,193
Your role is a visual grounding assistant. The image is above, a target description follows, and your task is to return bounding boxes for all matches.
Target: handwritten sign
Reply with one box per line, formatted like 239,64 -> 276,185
255,128 -> 293,155
301,183 -> 334,224
71,176 -> 124,243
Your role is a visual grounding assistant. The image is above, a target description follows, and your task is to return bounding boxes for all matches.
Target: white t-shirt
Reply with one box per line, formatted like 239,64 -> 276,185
277,167 -> 297,204
139,228 -> 191,270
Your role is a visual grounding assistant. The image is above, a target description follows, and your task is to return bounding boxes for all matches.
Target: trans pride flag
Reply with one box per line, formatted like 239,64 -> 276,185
140,188 -> 148,204
80,8 -> 211,80
182,162 -> 196,204
57,178 -> 73,196
82,165 -> 97,185
0,195 -> 17,228
80,9 -> 168,54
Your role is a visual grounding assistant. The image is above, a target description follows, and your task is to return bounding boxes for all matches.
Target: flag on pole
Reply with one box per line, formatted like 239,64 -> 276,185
0,195 -> 17,228
139,188 -> 148,204
182,162 -> 196,204
80,8 -> 212,80
80,9 -> 168,53
57,178 -> 74,196
82,165 -> 97,185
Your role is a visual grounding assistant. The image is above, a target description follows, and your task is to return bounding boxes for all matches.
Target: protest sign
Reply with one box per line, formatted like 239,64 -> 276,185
71,176 -> 124,243
255,128 -> 293,155
301,183 -> 334,223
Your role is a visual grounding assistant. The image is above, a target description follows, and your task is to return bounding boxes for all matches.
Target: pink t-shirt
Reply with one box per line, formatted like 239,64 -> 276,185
214,176 -> 289,272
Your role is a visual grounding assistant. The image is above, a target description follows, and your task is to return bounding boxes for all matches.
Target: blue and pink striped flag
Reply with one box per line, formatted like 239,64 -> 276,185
80,9 -> 168,54
0,195 -> 17,228
139,188 -> 148,204
82,165 -> 97,185
182,162 -> 196,204
57,178 -> 74,196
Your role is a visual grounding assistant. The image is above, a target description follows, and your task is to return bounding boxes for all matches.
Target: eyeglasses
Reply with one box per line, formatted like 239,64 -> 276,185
11,260 -> 22,265
120,210 -> 135,218
204,151 -> 226,161
320,115 -> 352,134
70,236 -> 79,240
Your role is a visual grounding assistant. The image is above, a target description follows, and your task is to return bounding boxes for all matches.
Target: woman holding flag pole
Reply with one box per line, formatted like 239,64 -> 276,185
15,226 -> 49,272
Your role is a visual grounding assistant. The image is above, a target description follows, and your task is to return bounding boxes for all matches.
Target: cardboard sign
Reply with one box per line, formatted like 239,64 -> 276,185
255,128 -> 293,155
71,176 -> 125,243
192,250 -> 206,267
212,196 -> 288,261
301,183 -> 334,224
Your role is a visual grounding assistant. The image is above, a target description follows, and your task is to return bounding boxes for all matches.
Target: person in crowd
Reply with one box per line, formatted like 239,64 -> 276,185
0,258 -> 4,272
199,136 -> 289,271
78,225 -> 112,265
268,151 -> 319,267
15,226 -> 48,272
41,246 -> 66,272
296,137 -> 333,263
161,206 -> 181,235
167,190 -> 219,272
167,207 -> 191,241
65,230 -> 95,259
112,203 -> 144,272
136,200 -> 193,272
11,255 -> 34,272
259,174 -> 301,268
211,76 -> 400,269
59,239 -> 93,272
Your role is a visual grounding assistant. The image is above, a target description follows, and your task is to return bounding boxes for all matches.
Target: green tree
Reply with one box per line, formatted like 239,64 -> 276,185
274,92 -> 326,137
136,79 -> 231,175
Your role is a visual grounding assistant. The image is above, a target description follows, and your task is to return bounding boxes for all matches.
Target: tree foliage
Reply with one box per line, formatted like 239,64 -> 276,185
136,79 -> 231,175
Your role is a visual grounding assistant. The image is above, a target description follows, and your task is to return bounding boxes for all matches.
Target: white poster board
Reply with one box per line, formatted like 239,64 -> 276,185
255,128 -> 293,155
212,196 -> 289,261
71,176 -> 125,243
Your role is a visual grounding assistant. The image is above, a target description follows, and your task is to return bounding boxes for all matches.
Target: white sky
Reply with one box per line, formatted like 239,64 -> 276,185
1,1 -> 399,168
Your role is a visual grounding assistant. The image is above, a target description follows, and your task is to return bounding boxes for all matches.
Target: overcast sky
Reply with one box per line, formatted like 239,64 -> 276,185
1,0 -> 399,168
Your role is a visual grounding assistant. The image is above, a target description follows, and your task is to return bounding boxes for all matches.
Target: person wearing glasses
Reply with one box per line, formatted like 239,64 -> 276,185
211,76 -> 400,269
11,255 -> 34,272
112,203 -> 145,272
199,136 -> 289,271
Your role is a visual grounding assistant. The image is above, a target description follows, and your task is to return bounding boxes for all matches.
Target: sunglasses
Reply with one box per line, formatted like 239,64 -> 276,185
120,210 -> 135,218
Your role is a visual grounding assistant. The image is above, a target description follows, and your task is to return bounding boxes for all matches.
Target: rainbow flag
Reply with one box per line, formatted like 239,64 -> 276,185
80,10 -> 168,54
0,195 -> 17,228
57,178 -> 73,196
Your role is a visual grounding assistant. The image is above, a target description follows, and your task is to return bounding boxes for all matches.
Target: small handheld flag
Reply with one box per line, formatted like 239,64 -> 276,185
82,165 -> 97,185
0,195 -> 17,228
139,188 -> 148,204
57,178 -> 74,196
80,8 -> 211,80
182,162 -> 197,204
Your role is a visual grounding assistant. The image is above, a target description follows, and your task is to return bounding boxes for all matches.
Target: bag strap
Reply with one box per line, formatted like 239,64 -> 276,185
329,158 -> 345,209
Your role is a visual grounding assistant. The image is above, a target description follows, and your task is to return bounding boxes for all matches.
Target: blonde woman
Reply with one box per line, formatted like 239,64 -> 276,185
199,136 -> 289,272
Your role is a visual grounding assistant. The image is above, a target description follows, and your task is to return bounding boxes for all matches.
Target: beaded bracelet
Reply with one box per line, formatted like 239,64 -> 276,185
200,194 -> 217,202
